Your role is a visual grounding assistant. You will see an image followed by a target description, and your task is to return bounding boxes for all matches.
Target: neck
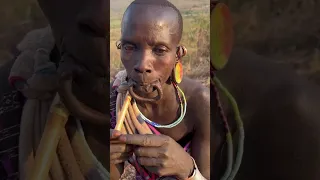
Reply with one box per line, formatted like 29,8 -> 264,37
136,82 -> 180,120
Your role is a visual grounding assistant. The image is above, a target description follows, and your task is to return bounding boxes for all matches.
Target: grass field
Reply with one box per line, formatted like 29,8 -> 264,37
110,0 -> 210,86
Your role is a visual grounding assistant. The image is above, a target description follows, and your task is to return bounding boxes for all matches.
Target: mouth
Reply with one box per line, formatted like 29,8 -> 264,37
127,78 -> 163,103
130,79 -> 160,94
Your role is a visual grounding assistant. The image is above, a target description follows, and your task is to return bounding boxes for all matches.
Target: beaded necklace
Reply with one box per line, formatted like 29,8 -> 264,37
133,83 -> 187,128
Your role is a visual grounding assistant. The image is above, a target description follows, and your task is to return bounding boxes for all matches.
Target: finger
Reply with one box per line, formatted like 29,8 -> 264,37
119,134 -> 169,147
134,147 -> 163,158
137,157 -> 164,167
110,144 -> 133,153
110,139 -> 127,144
111,159 -> 126,165
110,129 -> 122,139
110,152 -> 131,161
110,153 -> 132,165
110,156 -> 129,165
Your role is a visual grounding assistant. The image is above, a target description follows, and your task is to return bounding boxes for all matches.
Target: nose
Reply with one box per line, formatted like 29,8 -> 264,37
134,63 -> 152,74
134,52 -> 153,74
77,0 -> 108,37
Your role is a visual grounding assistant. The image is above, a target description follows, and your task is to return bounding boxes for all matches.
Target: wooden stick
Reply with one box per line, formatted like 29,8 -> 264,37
27,103 -> 69,180
115,93 -> 132,131
114,93 -> 132,177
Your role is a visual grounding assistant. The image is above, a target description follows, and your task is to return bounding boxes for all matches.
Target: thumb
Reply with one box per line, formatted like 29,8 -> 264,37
110,129 -> 122,139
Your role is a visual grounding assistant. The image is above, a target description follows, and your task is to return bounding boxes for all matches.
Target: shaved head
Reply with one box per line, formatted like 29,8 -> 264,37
122,0 -> 183,43
117,0 -> 185,101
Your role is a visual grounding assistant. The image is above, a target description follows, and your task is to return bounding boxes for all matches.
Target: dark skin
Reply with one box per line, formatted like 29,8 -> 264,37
2,0 -> 320,179
110,4 -> 210,180
36,0 -> 111,170
36,0 -> 210,178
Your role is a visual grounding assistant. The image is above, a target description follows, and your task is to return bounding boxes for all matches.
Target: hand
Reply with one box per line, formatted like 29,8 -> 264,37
118,134 -> 194,179
110,129 -> 133,164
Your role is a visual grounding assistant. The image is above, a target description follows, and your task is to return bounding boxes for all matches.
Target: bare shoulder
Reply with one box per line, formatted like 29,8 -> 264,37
179,77 -> 210,103
179,77 -> 210,127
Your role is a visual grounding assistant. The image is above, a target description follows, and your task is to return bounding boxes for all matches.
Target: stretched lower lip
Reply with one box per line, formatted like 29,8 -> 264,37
130,80 -> 159,93
136,83 -> 155,87
132,79 -> 158,86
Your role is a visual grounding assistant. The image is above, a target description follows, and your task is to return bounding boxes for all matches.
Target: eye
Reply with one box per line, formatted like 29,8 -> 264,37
122,43 -> 136,51
153,47 -> 168,56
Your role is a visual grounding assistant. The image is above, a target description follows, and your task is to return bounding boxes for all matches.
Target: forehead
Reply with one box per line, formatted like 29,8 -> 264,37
121,4 -> 179,44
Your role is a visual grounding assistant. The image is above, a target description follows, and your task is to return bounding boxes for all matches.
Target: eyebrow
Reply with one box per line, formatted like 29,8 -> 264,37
121,38 -> 172,49
153,42 -> 172,50
120,39 -> 135,45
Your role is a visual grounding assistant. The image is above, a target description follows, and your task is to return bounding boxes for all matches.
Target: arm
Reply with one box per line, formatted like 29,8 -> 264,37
190,87 -> 211,179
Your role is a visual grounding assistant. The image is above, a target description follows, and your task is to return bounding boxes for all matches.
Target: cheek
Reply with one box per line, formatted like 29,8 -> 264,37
159,55 -> 175,68
154,56 -> 175,77
120,51 -> 134,71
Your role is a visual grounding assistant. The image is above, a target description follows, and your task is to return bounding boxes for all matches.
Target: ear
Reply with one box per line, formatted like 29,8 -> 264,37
176,46 -> 187,60
116,40 -> 121,49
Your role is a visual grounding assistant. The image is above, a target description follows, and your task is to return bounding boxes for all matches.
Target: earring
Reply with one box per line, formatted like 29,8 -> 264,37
172,46 -> 187,84
172,60 -> 183,84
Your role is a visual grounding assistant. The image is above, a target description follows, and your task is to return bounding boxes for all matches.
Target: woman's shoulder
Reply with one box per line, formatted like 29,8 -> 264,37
179,77 -> 210,103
